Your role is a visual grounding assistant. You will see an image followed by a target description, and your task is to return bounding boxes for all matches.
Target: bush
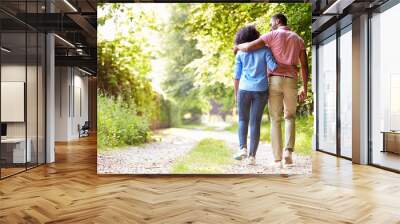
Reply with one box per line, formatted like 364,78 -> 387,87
158,97 -> 181,128
97,93 -> 151,151
98,39 -> 160,123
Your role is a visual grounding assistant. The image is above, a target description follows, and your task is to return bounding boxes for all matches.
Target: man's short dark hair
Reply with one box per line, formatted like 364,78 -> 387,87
234,25 -> 260,45
272,13 -> 287,26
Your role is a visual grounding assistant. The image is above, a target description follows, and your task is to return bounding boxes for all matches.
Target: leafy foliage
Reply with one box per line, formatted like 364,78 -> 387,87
97,38 -> 159,118
158,97 -> 182,128
161,4 -> 209,122
97,3 -> 159,119
97,94 -> 151,150
97,4 -> 178,148
183,3 -> 313,115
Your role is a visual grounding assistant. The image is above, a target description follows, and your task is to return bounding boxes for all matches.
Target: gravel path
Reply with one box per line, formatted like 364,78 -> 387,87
97,128 -> 312,175
97,129 -> 197,174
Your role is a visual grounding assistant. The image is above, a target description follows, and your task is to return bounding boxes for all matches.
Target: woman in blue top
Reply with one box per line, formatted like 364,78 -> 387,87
233,25 -> 283,165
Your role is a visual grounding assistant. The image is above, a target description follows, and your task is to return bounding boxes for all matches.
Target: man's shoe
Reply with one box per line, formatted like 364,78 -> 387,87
233,148 -> 247,160
247,156 -> 256,165
270,160 -> 282,168
284,149 -> 294,166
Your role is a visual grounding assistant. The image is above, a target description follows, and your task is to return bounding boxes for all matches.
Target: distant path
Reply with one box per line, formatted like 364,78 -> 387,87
97,128 -> 311,174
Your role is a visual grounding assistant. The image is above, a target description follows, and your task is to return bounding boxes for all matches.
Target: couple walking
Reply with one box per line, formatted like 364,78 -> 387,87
233,13 -> 309,167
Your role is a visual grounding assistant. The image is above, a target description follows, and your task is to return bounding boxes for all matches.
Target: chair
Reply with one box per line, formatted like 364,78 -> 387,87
78,121 -> 90,138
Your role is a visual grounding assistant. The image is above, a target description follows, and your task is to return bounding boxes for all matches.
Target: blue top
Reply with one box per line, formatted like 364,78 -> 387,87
234,46 -> 277,92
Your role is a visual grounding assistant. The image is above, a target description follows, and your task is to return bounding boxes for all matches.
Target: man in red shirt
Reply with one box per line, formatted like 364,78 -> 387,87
234,13 -> 309,167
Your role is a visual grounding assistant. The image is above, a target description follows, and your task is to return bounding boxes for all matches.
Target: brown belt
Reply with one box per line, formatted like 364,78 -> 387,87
269,74 -> 295,79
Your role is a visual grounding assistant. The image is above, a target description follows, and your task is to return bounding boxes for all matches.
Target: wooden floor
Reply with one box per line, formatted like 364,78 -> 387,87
1,167 -> 26,178
1,135 -> 400,223
372,151 -> 400,171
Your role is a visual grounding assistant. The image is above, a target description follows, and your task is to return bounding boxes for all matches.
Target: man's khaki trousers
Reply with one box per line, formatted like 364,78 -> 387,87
268,76 -> 297,161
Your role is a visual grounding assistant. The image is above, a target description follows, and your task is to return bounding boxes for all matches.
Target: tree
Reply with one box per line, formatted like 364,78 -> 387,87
97,3 -> 160,120
184,3 -> 313,116
161,4 -> 209,123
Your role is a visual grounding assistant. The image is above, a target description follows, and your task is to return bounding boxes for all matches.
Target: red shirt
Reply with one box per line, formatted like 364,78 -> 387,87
260,26 -> 305,78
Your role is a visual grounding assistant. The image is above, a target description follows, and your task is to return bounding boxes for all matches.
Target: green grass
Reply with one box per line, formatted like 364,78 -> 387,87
225,115 -> 313,155
294,116 -> 314,155
171,138 -> 233,174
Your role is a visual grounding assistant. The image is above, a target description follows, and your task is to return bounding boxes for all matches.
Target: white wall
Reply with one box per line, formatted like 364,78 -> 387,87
1,65 -> 28,138
55,67 -> 89,141
1,65 -> 26,142
1,63 -> 46,164
71,73 -> 89,138
55,66 -> 70,141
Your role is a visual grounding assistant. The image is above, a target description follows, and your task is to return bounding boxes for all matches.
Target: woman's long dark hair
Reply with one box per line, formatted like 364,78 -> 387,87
234,25 -> 260,45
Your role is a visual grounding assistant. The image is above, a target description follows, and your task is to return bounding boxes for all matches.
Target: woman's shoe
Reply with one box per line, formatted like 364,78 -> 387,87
247,156 -> 256,165
233,148 -> 248,160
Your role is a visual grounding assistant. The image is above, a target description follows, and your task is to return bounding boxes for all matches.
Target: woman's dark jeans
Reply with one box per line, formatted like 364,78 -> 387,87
237,89 -> 268,157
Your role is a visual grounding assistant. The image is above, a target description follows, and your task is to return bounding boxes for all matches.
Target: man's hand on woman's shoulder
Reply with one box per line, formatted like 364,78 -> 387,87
234,38 -> 265,53
233,45 -> 239,55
